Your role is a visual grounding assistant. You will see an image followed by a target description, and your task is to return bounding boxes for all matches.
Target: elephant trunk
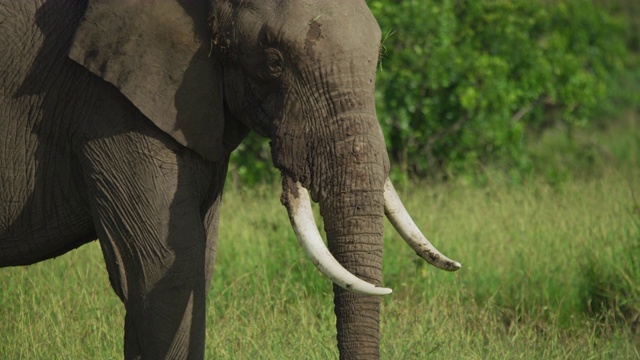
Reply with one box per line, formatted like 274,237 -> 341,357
315,122 -> 388,358
322,183 -> 385,358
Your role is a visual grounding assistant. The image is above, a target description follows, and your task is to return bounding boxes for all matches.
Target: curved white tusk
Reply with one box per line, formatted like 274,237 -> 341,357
282,181 -> 392,296
384,178 -> 461,271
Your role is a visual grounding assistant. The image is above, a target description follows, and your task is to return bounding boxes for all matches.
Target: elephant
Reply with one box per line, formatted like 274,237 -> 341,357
0,0 -> 460,359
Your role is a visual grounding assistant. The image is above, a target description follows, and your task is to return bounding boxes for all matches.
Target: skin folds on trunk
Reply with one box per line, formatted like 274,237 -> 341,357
306,117 -> 388,358
322,183 -> 386,359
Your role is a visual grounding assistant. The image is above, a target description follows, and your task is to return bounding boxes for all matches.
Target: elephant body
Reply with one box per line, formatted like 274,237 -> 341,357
2,1 -> 95,262
1,1 -> 459,359
1,2 -> 226,357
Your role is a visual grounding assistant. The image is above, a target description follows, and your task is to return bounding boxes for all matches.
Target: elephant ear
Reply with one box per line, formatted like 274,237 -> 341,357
69,0 -> 225,162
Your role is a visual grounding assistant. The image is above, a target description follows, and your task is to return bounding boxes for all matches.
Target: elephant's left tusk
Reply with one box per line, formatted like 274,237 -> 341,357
282,180 -> 392,296
384,178 -> 461,272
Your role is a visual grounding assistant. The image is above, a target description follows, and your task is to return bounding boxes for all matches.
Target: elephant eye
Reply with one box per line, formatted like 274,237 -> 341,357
265,48 -> 284,79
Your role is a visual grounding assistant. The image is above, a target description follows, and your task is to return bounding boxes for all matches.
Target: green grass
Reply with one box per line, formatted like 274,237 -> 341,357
1,115 -> 639,359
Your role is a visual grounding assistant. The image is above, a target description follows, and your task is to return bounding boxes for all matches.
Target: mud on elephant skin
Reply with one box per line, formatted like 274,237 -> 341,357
0,0 -> 460,359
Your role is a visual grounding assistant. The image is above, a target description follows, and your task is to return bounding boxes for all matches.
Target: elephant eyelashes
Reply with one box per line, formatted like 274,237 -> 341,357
264,48 -> 284,79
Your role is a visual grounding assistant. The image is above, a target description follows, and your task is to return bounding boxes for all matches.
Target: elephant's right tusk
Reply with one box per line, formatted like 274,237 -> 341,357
384,178 -> 461,271
282,180 -> 392,296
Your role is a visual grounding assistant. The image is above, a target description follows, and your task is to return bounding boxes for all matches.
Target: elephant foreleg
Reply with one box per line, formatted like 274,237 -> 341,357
77,123 -> 219,360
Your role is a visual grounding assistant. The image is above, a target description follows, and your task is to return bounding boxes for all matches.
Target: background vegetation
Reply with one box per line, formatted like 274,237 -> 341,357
1,0 -> 639,358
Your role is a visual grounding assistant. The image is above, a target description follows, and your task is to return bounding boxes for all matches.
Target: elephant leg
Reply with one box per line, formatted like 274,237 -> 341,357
77,124 -> 219,360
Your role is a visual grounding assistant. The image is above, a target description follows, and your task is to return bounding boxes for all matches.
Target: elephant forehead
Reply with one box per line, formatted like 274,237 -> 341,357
274,2 -> 382,56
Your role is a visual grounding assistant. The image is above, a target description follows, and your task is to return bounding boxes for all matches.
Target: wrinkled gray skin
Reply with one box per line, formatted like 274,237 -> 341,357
1,0 -> 390,358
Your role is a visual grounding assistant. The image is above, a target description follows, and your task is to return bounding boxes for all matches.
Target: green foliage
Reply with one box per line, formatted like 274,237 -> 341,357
525,111 -> 639,186
228,132 -> 278,187
368,0 -> 631,180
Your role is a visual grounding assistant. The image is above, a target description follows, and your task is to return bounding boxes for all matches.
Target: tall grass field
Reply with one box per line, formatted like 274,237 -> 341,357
1,116 -> 638,359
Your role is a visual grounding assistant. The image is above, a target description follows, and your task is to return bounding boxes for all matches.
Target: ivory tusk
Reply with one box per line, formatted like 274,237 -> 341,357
282,181 -> 392,296
384,178 -> 461,271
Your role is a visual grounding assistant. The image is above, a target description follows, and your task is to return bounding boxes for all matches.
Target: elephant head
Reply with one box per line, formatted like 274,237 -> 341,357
69,0 -> 460,357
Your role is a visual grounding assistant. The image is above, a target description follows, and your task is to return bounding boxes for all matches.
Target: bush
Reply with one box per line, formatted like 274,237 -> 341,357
369,0 -> 630,180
